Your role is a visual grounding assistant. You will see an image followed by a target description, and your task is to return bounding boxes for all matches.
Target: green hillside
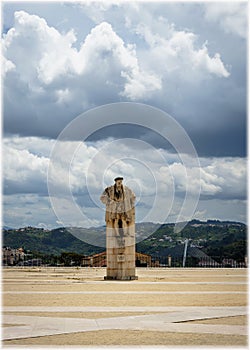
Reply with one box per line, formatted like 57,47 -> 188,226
3,226 -> 104,256
3,220 -> 247,263
136,220 -> 247,263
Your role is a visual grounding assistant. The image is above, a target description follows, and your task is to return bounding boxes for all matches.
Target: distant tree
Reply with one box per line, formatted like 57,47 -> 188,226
59,252 -> 83,266
224,240 -> 247,262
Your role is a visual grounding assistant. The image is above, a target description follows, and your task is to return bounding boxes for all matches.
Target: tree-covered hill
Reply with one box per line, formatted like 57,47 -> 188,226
3,226 -> 104,256
3,220 -> 247,261
135,220 -> 247,262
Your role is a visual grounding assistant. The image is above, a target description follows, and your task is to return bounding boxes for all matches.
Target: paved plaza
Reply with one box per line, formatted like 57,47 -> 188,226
2,267 -> 248,347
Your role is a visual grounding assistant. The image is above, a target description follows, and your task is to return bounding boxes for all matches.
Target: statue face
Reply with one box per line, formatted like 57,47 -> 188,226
115,179 -> 123,188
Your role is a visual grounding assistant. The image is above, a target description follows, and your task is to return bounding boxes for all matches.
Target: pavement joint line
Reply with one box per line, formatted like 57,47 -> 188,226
2,281 -> 247,285
4,306 -> 247,312
3,275 -> 247,278
2,276 -> 247,279
3,291 -> 247,294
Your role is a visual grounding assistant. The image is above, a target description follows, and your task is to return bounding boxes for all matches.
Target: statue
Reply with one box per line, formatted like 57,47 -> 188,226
100,177 -> 138,280
100,177 -> 135,238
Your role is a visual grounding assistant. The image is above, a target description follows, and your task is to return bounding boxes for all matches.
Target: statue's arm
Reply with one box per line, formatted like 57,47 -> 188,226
100,187 -> 110,205
131,191 -> 136,207
124,187 -> 136,207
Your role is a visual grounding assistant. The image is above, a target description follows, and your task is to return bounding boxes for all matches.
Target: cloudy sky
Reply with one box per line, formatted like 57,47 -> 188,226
2,0 -> 247,231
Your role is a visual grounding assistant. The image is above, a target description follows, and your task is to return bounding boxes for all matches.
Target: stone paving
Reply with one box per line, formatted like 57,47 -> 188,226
2,267 -> 248,347
3,306 -> 247,340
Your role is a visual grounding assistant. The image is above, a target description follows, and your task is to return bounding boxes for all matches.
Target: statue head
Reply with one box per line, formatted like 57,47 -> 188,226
114,177 -> 123,189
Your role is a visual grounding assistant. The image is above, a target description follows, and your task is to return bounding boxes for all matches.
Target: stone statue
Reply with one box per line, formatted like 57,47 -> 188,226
100,177 -> 135,238
100,177 -> 137,280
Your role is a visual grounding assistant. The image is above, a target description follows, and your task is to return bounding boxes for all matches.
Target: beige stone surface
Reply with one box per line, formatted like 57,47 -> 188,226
187,315 -> 247,325
3,330 -> 247,346
2,267 -> 248,347
3,280 -> 247,292
3,311 -> 170,319
3,292 -> 247,307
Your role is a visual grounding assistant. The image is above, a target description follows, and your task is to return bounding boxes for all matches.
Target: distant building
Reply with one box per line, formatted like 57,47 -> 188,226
20,258 -> 42,266
2,247 -> 25,266
136,252 -> 152,267
82,251 -> 151,267
82,251 -> 106,267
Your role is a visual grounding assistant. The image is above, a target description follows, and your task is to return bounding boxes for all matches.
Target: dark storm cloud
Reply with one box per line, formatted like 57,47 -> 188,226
86,124 -> 174,151
2,3 -> 247,158
189,117 -> 246,157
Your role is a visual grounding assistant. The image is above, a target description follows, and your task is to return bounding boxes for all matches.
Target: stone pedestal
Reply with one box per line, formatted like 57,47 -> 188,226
104,223 -> 138,280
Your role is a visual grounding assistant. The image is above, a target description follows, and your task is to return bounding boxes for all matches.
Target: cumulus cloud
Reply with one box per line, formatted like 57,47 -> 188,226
3,136 -> 247,227
3,11 -> 160,99
199,157 -> 246,200
203,2 -> 247,38
3,137 -> 52,194
2,9 -> 232,141
4,136 -> 246,200
2,11 -> 163,139
134,22 -> 230,80
3,11 -> 77,84
76,0 -> 123,23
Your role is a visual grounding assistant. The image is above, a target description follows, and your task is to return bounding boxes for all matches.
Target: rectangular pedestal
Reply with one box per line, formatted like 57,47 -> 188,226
105,222 -> 137,281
